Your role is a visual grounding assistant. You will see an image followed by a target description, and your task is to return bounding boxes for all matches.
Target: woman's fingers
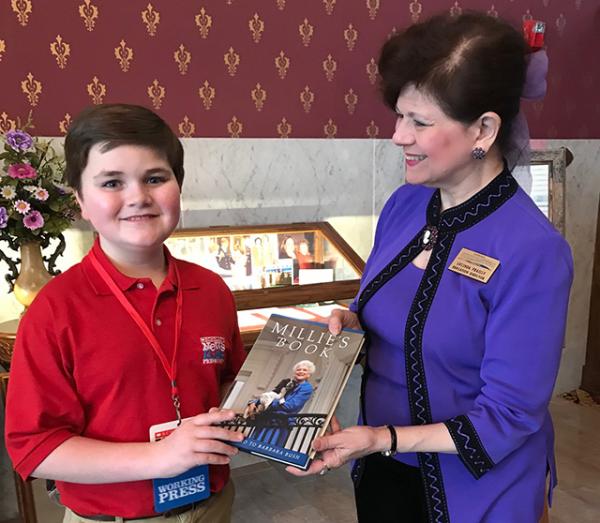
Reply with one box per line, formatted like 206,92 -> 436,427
328,309 -> 345,335
285,459 -> 329,477
330,415 -> 342,433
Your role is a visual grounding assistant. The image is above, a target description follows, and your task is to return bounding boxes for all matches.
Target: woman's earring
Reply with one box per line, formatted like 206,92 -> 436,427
471,147 -> 486,160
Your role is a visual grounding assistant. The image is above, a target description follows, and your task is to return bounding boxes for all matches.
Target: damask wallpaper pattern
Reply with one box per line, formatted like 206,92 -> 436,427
0,0 -> 597,138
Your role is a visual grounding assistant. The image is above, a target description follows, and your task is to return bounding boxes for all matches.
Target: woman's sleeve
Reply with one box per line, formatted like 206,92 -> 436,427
442,233 -> 573,479
275,383 -> 313,413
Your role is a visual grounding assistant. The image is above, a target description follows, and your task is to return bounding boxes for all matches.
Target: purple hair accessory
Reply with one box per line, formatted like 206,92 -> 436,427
522,50 -> 548,100
506,49 -> 549,169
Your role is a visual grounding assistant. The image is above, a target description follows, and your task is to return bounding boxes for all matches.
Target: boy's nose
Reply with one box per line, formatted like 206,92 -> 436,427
126,183 -> 152,206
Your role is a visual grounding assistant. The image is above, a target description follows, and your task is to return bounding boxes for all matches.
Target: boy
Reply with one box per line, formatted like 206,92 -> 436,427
5,104 -> 246,522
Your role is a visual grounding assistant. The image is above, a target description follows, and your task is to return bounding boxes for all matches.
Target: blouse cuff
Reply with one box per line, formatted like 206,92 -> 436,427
444,415 -> 495,479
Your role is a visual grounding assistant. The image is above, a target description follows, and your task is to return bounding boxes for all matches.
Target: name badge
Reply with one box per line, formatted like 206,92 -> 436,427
448,248 -> 500,283
150,419 -> 210,513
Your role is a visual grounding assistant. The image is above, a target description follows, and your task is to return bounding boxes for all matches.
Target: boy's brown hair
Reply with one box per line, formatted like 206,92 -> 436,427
64,104 -> 184,193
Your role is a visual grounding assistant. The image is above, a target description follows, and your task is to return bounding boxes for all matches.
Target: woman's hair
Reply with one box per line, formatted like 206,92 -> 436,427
293,360 -> 316,374
65,103 -> 184,193
378,11 -> 527,157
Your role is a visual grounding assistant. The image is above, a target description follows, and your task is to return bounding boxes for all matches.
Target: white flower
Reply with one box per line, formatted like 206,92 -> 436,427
33,188 -> 49,201
23,185 -> 38,193
14,199 -> 31,214
1,185 -> 17,200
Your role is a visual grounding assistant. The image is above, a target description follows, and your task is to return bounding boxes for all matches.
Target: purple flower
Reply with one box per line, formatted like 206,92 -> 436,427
23,210 -> 44,230
7,163 -> 37,179
5,130 -> 33,152
0,206 -> 8,229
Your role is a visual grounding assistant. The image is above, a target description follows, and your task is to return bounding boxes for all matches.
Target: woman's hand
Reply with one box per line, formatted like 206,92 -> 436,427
154,408 -> 244,478
286,421 -> 389,477
328,309 -> 362,335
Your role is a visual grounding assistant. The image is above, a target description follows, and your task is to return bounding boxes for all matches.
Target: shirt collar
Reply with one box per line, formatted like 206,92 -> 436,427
426,162 -> 518,233
82,238 -> 199,296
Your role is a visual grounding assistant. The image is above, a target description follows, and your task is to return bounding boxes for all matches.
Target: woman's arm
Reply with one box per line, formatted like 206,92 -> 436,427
286,421 -> 456,476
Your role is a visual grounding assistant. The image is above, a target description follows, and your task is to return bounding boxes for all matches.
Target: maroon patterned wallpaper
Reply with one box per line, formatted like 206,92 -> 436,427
0,1 -> 597,138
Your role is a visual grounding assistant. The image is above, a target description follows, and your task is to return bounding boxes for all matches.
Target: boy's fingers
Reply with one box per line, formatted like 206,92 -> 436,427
197,453 -> 231,466
193,426 -> 244,442
192,409 -> 237,425
192,440 -> 240,456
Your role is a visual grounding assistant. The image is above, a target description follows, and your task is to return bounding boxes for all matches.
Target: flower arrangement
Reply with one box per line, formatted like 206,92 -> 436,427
0,126 -> 79,248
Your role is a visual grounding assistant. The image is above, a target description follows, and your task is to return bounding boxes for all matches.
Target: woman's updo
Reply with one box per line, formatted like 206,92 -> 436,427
378,12 -> 527,157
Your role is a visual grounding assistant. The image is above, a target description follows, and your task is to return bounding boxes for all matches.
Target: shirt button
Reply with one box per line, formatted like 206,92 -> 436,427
155,318 -> 162,326
136,282 -> 144,290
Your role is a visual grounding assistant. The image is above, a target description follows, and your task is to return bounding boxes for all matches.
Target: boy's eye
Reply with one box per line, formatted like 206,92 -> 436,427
146,175 -> 168,185
101,179 -> 121,189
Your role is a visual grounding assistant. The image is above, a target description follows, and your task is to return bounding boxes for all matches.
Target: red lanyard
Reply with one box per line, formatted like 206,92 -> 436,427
89,251 -> 184,424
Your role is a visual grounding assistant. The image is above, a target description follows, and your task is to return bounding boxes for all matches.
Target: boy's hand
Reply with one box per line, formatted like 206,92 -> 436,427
154,408 -> 244,478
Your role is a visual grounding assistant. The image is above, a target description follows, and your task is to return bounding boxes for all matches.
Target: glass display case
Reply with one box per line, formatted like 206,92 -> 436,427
165,222 -> 365,348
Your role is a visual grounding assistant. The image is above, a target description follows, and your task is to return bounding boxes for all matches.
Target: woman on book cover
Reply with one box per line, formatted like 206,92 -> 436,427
250,360 -> 316,447
286,12 -> 572,523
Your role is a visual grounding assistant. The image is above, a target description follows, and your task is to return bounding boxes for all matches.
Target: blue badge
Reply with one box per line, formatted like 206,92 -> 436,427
152,465 -> 210,513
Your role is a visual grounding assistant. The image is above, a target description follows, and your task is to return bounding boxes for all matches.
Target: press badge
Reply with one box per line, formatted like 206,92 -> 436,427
448,248 -> 500,283
150,419 -> 210,512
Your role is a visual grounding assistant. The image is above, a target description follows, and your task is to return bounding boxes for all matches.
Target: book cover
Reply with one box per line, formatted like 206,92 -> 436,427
220,314 -> 365,470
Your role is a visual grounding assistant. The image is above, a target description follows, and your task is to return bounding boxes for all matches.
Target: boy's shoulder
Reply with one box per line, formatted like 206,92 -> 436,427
172,257 -> 233,294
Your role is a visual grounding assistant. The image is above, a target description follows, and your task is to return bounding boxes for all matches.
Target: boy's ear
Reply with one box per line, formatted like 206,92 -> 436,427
75,191 -> 88,221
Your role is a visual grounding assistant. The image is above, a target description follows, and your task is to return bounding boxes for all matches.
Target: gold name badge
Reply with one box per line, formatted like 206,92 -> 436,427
448,248 -> 500,283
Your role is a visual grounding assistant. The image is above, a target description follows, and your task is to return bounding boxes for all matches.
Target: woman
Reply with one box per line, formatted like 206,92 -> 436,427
287,12 -> 572,523
252,360 -> 316,447
279,235 -> 300,282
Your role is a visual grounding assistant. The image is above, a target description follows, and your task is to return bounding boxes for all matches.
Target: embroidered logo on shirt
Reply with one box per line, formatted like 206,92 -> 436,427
201,336 -> 226,363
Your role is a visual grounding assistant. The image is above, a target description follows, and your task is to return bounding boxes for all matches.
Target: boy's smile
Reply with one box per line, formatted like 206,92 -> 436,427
76,143 -> 181,267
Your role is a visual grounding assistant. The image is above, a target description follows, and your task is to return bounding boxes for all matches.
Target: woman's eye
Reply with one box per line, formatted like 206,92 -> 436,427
414,120 -> 428,127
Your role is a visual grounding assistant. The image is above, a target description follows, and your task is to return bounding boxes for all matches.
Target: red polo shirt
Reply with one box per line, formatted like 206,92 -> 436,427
5,240 -> 246,518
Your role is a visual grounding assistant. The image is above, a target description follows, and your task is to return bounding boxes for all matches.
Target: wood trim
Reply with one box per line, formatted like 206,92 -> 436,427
233,279 -> 360,310
582,196 -> 600,395
1,373 -> 38,523
530,148 -> 567,235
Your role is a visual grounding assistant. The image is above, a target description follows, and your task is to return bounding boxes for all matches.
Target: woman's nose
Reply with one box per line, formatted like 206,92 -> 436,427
392,118 -> 414,146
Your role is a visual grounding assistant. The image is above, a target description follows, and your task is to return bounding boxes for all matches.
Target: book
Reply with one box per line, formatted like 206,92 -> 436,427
220,314 -> 365,470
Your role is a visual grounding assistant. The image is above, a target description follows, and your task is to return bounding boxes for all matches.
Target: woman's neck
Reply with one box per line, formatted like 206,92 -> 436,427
439,155 -> 504,211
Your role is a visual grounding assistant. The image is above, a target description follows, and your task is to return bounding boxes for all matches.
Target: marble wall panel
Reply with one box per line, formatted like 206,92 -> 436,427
0,138 -> 597,385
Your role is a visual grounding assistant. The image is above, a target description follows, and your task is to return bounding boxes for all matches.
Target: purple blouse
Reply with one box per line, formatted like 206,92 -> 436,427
351,168 -> 573,523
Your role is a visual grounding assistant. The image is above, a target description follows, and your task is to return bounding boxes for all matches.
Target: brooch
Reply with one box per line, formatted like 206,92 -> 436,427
421,225 -> 438,251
